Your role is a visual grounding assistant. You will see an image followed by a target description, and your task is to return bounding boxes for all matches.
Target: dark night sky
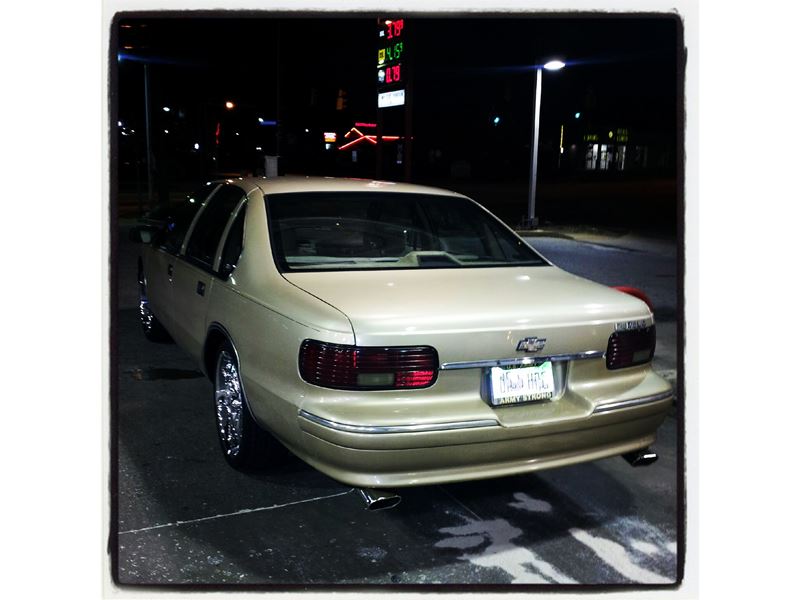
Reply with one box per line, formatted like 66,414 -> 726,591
114,13 -> 680,181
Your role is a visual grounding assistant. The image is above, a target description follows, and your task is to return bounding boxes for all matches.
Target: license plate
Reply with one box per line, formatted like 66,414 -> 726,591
487,362 -> 555,406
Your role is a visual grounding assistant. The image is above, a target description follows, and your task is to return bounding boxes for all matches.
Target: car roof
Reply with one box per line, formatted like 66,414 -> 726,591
215,175 -> 468,199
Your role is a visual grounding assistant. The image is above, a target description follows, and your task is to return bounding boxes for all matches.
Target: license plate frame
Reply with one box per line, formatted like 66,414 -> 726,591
485,361 -> 556,407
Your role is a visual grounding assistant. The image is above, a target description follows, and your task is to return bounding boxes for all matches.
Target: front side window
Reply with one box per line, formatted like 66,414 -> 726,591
159,184 -> 218,254
185,185 -> 244,268
267,192 -> 546,272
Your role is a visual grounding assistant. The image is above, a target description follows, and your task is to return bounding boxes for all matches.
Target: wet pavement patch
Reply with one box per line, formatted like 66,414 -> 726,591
127,368 -> 204,381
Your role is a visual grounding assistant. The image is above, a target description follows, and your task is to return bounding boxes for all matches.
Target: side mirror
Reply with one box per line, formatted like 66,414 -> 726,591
129,225 -> 158,244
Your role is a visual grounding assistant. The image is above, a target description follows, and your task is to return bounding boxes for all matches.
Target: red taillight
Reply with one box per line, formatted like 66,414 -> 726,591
299,340 -> 438,390
606,326 -> 656,370
613,286 -> 654,311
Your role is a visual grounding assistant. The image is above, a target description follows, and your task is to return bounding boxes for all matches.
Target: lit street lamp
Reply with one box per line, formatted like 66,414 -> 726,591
526,59 -> 565,228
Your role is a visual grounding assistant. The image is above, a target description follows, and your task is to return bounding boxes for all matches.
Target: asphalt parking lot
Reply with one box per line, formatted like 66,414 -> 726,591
111,223 -> 682,587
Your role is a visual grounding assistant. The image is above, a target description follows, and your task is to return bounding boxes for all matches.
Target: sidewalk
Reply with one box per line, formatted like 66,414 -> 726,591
517,225 -> 678,257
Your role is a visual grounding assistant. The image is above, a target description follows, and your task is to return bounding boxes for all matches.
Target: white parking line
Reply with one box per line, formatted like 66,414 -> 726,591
631,539 -> 662,556
118,490 -> 353,535
508,491 -> 675,584
568,528 -> 673,584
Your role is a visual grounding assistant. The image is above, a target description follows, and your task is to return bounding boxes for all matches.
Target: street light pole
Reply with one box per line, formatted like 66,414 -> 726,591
527,67 -> 543,228
526,59 -> 565,228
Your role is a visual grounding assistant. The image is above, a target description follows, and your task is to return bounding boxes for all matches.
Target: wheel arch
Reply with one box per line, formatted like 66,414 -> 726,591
203,322 -> 237,380
204,322 -> 268,438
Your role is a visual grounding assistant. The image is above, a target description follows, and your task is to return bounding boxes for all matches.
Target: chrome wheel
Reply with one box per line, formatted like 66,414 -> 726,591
215,350 -> 244,457
138,272 -> 155,331
137,266 -> 170,342
211,339 -> 285,469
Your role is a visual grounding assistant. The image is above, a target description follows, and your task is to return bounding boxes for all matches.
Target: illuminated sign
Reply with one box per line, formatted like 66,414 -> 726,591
377,42 -> 404,66
377,64 -> 402,85
355,122 -> 377,128
379,19 -> 404,39
323,132 -> 337,143
378,89 -> 405,108
377,17 -> 407,109
339,127 -> 402,150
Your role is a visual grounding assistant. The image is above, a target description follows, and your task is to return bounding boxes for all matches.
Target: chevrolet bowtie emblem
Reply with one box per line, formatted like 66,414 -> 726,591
516,337 -> 547,353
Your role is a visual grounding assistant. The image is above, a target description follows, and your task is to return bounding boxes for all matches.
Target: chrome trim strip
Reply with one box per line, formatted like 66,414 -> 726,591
440,351 -> 604,371
592,390 -> 674,414
298,410 -> 498,434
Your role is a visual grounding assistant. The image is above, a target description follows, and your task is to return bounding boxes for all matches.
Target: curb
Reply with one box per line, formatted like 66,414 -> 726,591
514,230 -> 576,240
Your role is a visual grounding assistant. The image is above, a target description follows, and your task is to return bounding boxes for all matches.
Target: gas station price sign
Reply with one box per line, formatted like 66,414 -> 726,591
377,18 -> 407,108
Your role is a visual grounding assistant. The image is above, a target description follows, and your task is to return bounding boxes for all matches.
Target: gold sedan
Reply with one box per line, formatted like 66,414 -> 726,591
135,176 -> 672,509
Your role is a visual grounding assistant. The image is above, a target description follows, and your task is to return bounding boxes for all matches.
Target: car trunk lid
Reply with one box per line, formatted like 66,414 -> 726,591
283,265 -> 652,363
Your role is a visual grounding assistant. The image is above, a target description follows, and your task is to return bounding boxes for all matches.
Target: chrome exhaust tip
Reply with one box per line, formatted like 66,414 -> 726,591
623,447 -> 659,467
357,488 -> 402,511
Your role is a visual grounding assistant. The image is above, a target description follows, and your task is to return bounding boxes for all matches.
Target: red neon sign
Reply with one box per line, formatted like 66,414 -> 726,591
338,127 -> 404,151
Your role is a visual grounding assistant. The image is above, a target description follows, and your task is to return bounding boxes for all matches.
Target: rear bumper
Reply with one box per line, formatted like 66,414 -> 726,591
295,389 -> 672,488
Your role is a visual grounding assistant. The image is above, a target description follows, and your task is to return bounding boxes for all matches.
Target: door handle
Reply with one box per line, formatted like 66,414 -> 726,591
167,264 -> 174,277
196,281 -> 206,296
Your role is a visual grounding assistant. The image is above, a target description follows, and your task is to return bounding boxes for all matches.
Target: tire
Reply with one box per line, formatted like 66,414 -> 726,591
138,264 -> 172,343
213,340 -> 286,469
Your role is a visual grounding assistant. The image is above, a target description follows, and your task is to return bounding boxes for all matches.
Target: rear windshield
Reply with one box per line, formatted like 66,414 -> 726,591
266,192 -> 547,272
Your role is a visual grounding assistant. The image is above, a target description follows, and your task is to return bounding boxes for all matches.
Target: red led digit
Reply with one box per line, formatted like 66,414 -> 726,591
394,19 -> 404,37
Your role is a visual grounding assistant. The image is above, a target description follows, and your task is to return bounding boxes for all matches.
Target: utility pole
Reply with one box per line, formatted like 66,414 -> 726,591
275,27 -> 281,168
143,63 -> 154,212
403,27 -> 413,182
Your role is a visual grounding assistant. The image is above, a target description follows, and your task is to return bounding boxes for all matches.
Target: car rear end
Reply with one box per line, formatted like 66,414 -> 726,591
259,181 -> 672,488
286,267 -> 671,488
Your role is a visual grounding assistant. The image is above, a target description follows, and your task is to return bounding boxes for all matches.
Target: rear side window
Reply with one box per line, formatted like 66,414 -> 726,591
219,204 -> 246,279
185,185 -> 245,268
160,184 -> 217,254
